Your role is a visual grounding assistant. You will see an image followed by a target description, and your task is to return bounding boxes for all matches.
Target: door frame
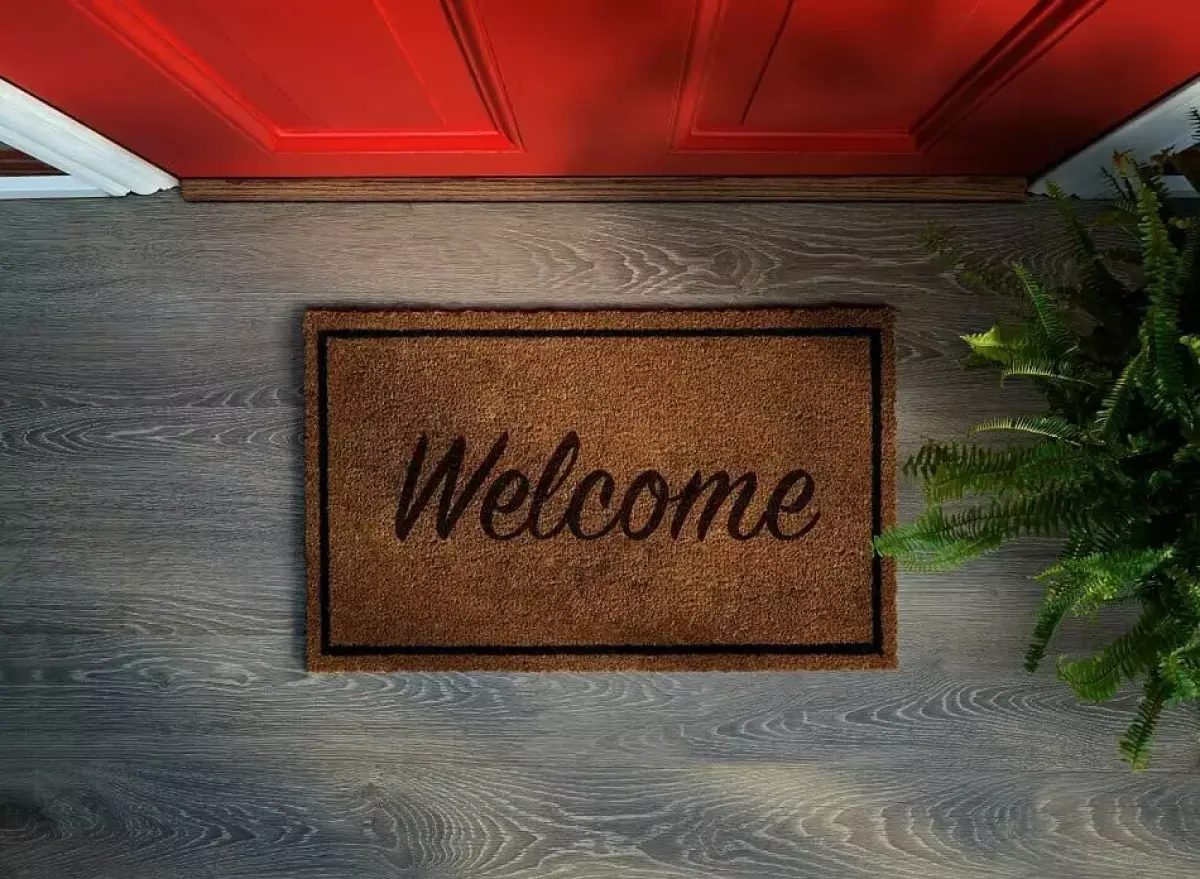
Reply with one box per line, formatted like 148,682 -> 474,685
0,76 -> 176,199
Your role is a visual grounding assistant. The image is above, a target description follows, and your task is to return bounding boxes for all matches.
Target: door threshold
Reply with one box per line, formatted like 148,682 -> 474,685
180,176 -> 1028,203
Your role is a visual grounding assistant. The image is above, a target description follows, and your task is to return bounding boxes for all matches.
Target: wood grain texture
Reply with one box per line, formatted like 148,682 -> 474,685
0,194 -> 1196,878
179,176 -> 1029,203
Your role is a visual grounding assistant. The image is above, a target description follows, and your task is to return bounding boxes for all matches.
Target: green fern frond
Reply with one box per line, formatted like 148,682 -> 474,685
1159,652 -> 1200,702
1185,580 -> 1200,619
961,326 -> 1018,363
1093,350 -> 1144,438
918,442 -> 1098,503
1000,357 -> 1098,386
1013,263 -> 1075,357
1062,528 -> 1102,559
1119,672 -> 1168,771
1057,608 -> 1167,702
1182,335 -> 1200,365
902,441 -> 969,481
872,531 -> 1006,572
1036,547 -> 1173,616
877,491 -> 1080,573
1137,183 -> 1189,419
968,415 -> 1084,444
872,505 -> 1002,570
1026,585 -> 1083,673
1101,160 -> 1140,224
1025,549 -> 1170,674
963,493 -> 1081,539
1122,150 -> 1172,208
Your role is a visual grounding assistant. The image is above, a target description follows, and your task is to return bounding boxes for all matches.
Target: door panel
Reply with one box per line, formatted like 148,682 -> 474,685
73,0 -> 518,153
688,0 -> 1039,142
0,0 -> 1195,177
134,0 -> 449,131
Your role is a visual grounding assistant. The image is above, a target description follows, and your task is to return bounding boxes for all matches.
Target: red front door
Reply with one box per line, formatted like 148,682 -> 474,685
1,0 -> 1196,178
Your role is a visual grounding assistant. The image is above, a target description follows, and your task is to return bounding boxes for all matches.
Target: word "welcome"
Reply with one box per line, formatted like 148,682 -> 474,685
394,432 -> 820,542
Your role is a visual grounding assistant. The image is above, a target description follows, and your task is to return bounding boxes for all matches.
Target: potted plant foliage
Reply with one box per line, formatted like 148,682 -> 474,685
875,152 -> 1199,768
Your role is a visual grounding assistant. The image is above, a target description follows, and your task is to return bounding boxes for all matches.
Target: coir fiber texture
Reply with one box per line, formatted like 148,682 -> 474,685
305,308 -> 896,671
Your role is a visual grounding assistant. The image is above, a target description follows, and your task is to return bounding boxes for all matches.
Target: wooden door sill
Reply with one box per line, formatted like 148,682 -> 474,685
180,176 -> 1028,203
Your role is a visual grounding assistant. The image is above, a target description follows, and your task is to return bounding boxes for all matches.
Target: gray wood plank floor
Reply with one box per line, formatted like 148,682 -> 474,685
1,194 -> 1196,878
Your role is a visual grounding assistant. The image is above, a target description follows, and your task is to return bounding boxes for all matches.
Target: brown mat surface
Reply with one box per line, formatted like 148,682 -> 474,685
305,308 -> 896,671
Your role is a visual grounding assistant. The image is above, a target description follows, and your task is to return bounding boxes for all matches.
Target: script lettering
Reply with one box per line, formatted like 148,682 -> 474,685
393,432 -> 820,542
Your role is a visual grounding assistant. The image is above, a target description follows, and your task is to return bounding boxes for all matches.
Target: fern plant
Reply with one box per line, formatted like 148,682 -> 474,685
875,152 -> 1200,769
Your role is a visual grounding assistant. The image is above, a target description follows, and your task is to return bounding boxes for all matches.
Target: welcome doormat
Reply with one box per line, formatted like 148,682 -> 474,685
305,308 -> 896,671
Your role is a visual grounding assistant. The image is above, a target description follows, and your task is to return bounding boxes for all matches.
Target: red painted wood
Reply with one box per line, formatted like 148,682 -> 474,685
0,0 -> 1195,177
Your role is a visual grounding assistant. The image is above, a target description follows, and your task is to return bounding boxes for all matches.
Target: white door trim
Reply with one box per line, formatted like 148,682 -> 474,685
0,176 -> 110,199
0,76 -> 176,198
1031,76 -> 1200,198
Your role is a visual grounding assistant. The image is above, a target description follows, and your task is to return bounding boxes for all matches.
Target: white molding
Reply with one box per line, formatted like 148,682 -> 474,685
1031,76 -> 1200,198
0,176 -> 109,199
0,77 -> 176,197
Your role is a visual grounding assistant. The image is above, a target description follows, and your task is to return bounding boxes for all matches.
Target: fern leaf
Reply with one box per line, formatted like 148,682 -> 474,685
1159,652 -> 1200,702
1036,547 -> 1172,616
1026,549 -> 1170,674
1057,608 -> 1166,702
902,441 -> 968,481
968,415 -> 1084,444
1013,263 -> 1074,357
1093,351 -> 1144,438
877,491 -> 1080,573
1000,357 -> 1097,386
1105,153 -> 1140,209
1182,335 -> 1200,365
1137,183 -> 1189,419
961,326 -> 1017,364
921,442 -> 1097,503
1063,522 -> 1121,558
1122,150 -> 1172,209
1119,672 -> 1168,770
873,506 -> 1004,570
1026,586 -> 1080,673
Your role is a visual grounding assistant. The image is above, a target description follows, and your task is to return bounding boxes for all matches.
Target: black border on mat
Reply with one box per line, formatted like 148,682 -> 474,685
316,326 -> 885,658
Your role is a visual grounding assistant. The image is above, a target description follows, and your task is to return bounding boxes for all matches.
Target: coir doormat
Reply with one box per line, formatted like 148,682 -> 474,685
305,308 -> 896,671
